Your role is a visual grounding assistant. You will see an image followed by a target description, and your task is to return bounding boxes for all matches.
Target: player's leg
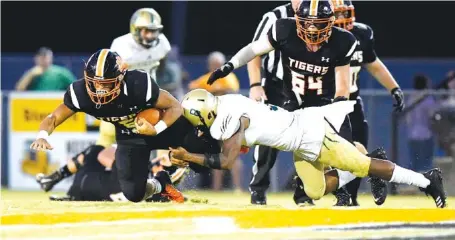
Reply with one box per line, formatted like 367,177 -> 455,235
115,144 -> 177,202
36,145 -> 104,192
319,124 -> 447,208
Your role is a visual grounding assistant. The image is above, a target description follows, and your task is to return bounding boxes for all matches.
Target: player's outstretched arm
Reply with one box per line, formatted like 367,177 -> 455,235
30,104 -> 76,151
334,64 -> 351,99
365,59 -> 404,112
169,117 -> 247,170
207,37 -> 274,85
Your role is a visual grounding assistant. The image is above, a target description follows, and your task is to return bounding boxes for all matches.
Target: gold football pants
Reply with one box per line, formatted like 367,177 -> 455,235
294,122 -> 371,200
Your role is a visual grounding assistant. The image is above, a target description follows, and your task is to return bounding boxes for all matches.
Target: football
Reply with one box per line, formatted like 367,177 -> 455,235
136,108 -> 163,125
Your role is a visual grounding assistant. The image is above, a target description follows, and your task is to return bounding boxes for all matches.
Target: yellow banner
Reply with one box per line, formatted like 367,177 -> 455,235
11,99 -> 86,132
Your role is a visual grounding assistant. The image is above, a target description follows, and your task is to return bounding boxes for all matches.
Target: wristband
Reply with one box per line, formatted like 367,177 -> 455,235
36,130 -> 49,140
250,82 -> 262,89
155,120 -> 168,134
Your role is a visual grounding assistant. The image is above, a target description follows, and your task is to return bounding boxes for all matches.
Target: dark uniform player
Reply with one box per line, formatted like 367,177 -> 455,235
332,0 -> 405,206
36,121 -> 220,202
207,0 -> 378,206
31,49 -> 188,203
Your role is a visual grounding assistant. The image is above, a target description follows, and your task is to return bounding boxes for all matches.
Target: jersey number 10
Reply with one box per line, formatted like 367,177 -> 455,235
291,71 -> 323,96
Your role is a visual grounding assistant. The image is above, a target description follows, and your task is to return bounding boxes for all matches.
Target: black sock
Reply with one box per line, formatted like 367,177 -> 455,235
346,177 -> 362,202
58,165 -> 73,178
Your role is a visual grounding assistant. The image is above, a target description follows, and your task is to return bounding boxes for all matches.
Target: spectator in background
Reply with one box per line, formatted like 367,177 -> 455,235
16,47 -> 76,91
156,46 -> 185,100
188,51 -> 242,192
406,74 -> 437,172
189,51 -> 240,95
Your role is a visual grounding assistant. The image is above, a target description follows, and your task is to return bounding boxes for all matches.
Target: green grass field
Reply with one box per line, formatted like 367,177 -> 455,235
1,189 -> 455,240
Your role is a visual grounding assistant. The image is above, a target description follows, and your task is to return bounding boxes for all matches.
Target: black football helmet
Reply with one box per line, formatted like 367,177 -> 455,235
332,0 -> 355,30
84,49 -> 127,105
295,0 -> 336,45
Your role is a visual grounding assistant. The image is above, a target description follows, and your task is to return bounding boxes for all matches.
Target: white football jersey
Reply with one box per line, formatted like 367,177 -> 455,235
110,33 -> 171,81
210,94 -> 356,161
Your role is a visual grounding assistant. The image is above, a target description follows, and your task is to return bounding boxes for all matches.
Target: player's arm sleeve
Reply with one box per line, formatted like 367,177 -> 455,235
63,83 -> 81,112
363,26 -> 378,64
229,37 -> 274,69
335,33 -> 358,66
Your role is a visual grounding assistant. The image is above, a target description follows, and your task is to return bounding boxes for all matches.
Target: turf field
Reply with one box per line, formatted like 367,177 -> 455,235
1,189 -> 455,239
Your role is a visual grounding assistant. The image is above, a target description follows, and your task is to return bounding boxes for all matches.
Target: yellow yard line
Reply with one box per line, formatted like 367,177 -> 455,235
3,208 -> 454,228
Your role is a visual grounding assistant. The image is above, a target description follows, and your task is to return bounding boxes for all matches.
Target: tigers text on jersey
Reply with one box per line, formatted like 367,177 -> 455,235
209,94 -> 356,161
64,70 -> 160,143
349,22 -> 378,97
268,18 -> 357,107
110,33 -> 171,81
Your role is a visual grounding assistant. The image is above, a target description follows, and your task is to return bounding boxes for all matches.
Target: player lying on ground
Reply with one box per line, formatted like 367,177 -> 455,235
31,49 -> 188,203
170,89 -> 447,208
206,0 -> 388,207
36,143 -> 188,202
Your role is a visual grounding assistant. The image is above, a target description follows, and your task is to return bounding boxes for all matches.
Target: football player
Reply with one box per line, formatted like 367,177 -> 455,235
31,49 -> 187,203
330,0 -> 404,206
171,89 -> 447,208
110,8 -> 182,99
207,0 -> 386,206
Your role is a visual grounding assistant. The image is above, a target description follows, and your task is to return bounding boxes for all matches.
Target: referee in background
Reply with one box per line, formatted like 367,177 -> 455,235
247,1 -> 301,205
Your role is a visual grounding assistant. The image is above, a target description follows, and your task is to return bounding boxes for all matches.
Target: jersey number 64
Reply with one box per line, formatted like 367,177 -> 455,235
291,71 -> 323,96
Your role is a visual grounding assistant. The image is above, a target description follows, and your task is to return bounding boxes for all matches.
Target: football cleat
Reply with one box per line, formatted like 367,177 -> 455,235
333,187 -> 351,207
420,168 -> 447,208
36,172 -> 63,192
367,147 -> 389,205
154,171 -> 185,203
368,177 -> 387,206
251,191 -> 267,205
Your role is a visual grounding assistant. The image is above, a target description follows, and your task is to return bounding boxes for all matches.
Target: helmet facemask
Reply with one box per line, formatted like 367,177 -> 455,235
333,5 -> 355,30
296,15 -> 335,45
85,73 -> 124,106
135,28 -> 161,48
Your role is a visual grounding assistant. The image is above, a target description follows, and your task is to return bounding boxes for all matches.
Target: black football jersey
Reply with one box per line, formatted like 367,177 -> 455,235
268,18 -> 357,108
64,70 -> 160,143
349,22 -> 378,99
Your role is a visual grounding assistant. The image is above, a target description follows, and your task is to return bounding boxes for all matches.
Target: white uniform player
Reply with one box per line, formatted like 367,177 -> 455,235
110,8 -> 171,81
173,89 -> 446,208
210,94 -> 355,162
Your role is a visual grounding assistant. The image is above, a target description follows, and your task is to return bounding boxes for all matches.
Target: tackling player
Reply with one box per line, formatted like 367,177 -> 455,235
172,89 -> 447,208
207,0 -> 386,206
30,49 -> 186,203
331,0 -> 405,206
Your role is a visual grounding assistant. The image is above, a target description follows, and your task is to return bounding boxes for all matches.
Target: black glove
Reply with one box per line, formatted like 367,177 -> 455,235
207,62 -> 234,85
391,87 -> 404,112
333,96 -> 348,102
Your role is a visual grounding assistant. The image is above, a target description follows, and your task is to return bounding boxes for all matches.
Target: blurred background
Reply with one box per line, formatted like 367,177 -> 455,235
1,1 -> 455,195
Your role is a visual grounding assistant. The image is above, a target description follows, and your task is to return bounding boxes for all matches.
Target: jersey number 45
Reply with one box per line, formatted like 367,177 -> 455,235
291,71 -> 323,96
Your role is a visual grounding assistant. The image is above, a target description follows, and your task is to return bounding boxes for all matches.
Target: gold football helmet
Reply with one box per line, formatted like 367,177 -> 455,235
130,8 -> 163,48
181,89 -> 218,129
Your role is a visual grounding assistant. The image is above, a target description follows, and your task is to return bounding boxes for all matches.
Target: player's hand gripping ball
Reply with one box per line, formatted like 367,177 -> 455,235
135,108 -> 163,136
